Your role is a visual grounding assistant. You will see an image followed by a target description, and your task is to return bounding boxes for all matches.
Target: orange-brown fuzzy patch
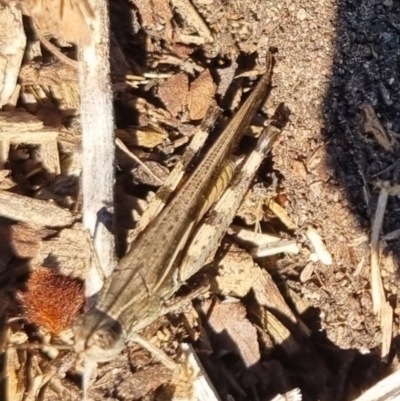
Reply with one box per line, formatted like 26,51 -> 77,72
19,268 -> 84,335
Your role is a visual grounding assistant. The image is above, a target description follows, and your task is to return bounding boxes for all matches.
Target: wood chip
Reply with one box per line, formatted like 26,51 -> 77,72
171,344 -> 221,401
170,0 -> 213,42
19,60 -> 78,86
229,226 -> 299,257
211,242 -> 256,298
306,227 -> 333,266
0,222 -> 52,259
116,127 -> 168,148
0,190 -> 75,227
207,301 -> 260,367
266,198 -> 297,230
32,225 -> 91,279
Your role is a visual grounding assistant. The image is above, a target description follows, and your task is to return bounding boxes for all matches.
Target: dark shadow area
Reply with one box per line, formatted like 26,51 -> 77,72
0,219 -> 33,400
323,0 -> 400,255
184,229 -> 388,401
193,286 -> 386,401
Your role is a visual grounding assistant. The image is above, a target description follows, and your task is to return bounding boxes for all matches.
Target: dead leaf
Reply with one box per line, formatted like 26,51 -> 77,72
188,69 -> 216,120
158,72 -> 189,117
361,103 -> 394,153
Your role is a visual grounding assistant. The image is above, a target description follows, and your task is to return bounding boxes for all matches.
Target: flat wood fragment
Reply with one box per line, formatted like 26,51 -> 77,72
211,242 -> 255,298
263,310 -> 301,355
116,127 -> 168,148
50,83 -> 80,115
158,72 -> 189,117
188,69 -> 216,120
35,140 -> 61,175
19,60 -> 78,86
32,225 -> 91,279
0,110 -> 43,131
254,267 -> 310,334
0,111 -> 59,143
0,190 -> 75,227
0,223 -> 51,259
207,301 -> 260,366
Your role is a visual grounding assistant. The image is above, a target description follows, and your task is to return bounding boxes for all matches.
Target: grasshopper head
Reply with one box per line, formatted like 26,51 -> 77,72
73,309 -> 125,362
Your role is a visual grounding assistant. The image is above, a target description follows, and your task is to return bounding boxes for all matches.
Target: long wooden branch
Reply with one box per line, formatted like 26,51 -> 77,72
79,0 -> 117,297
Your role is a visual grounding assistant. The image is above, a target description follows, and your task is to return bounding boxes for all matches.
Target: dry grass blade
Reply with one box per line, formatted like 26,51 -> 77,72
370,184 -> 388,316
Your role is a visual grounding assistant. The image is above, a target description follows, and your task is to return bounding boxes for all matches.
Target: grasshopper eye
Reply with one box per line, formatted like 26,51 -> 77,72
73,310 -> 125,362
87,324 -> 120,351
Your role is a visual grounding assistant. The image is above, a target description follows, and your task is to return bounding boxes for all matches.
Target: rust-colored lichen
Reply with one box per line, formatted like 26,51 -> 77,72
18,268 -> 84,335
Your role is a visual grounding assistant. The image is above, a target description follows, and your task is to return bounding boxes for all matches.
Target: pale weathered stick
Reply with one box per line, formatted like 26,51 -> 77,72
352,368 -> 400,401
370,183 -> 393,360
229,225 -> 299,257
172,344 -> 221,401
79,0 -> 117,296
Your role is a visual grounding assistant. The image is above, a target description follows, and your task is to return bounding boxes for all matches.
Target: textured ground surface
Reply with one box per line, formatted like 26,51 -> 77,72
2,0 -> 400,400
